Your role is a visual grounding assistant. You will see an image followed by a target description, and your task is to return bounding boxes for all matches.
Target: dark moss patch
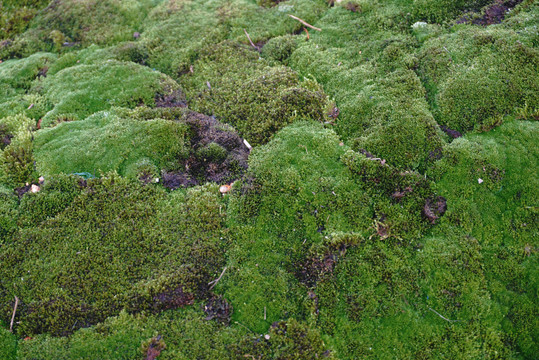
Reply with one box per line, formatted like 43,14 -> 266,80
203,295 -> 233,325
0,125 -> 14,150
457,0 -> 525,25
154,88 -> 187,108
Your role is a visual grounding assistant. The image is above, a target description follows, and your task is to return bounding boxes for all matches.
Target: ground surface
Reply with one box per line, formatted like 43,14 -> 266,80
0,0 -> 537,359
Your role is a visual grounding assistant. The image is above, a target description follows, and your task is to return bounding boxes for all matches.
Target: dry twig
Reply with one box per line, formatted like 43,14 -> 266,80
208,266 -> 227,290
428,307 -> 460,323
243,29 -> 258,50
10,296 -> 19,332
288,14 -> 322,31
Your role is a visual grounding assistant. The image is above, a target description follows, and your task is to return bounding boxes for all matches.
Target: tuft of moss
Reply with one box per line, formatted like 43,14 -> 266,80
181,41 -> 329,145
37,60 -> 179,127
0,326 -> 17,360
0,114 -> 36,186
0,185 -> 18,242
411,0 -> 492,23
261,34 -> 299,65
34,110 -> 190,180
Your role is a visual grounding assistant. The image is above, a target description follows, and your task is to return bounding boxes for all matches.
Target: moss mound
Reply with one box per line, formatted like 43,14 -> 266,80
0,0 -> 537,358
181,42 -> 329,145
36,60 -> 178,126
34,110 -> 189,179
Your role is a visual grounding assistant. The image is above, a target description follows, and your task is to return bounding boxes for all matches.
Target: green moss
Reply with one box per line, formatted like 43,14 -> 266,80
0,1 -> 537,358
34,110 -> 189,179
0,326 -> 17,360
287,7 -> 443,170
36,60 -> 179,126
0,114 -> 36,186
16,174 -> 84,228
411,0 -> 491,23
430,119 -> 538,357
0,0 -> 158,58
236,318 -> 333,359
181,41 -> 329,145
261,34 -> 299,65
138,0 -> 227,77
0,177 -> 227,337
224,122 -> 372,332
0,52 -> 56,91
0,0 -> 50,42
0,185 -> 18,242
436,42 -> 539,133
417,26 -> 539,133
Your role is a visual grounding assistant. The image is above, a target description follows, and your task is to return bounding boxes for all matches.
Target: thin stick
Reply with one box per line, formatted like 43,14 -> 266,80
264,306 -> 266,320
304,27 -> 309,40
288,14 -> 322,31
208,266 -> 227,290
243,29 -> 257,49
10,296 -> 19,332
428,307 -> 459,323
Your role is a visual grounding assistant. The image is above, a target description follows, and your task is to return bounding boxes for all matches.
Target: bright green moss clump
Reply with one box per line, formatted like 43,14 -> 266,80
419,27 -> 539,133
0,0 -> 157,59
34,110 -> 189,179
38,60 -> 179,126
0,326 -> 17,360
0,114 -> 36,186
0,185 -> 18,241
412,0 -> 491,23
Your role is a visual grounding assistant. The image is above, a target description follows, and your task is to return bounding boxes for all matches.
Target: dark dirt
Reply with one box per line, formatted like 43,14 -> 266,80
144,336 -> 166,360
296,253 -> 337,288
358,148 -> 376,159
422,196 -> 447,224
391,186 -> 413,201
152,285 -> 195,311
14,183 -> 33,198
155,88 -> 187,108
440,125 -> 462,139
37,66 -> 48,78
429,147 -> 443,161
203,295 -> 233,325
457,0 -> 524,26
345,2 -> 361,12
1,133 -> 13,150
162,111 -> 250,190
0,124 -> 13,150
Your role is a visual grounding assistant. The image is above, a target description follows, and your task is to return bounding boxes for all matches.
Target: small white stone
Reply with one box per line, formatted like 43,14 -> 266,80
264,334 -> 270,340
478,178 -> 484,184
412,21 -> 428,29
30,184 -> 40,193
